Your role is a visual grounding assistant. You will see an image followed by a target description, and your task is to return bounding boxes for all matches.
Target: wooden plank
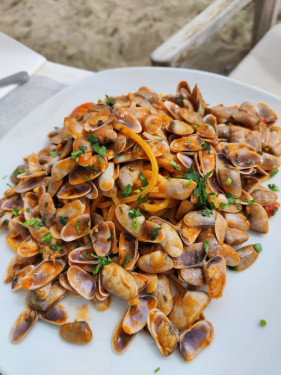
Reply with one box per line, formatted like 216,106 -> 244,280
252,0 -> 280,45
151,0 -> 252,67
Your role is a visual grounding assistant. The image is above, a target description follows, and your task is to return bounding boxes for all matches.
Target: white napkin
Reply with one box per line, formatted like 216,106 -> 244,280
0,75 -> 66,138
0,32 -> 46,100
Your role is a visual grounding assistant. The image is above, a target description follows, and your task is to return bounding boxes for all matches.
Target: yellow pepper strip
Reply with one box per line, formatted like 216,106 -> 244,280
6,235 -> 18,251
113,122 -> 158,204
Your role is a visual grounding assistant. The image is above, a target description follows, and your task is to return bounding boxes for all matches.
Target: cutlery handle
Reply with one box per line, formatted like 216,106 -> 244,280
0,71 -> 29,88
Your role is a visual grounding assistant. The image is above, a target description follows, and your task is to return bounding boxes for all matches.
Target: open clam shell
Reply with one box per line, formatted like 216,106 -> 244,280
179,320 -> 214,361
147,308 -> 179,357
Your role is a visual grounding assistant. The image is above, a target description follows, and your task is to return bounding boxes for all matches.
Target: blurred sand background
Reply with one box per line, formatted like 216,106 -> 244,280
0,0 -> 280,75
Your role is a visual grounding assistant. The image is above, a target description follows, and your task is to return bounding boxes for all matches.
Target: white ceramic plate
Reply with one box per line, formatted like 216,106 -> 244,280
0,67 -> 280,375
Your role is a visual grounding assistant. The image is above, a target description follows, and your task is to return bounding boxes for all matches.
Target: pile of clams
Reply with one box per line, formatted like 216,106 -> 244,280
1,80 -> 280,361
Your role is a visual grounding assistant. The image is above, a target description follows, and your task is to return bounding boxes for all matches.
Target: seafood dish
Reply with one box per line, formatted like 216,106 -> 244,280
1,80 -> 280,362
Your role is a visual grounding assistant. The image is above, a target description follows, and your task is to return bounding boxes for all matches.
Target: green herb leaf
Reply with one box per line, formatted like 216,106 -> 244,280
225,178 -> 232,186
50,151 -> 60,157
243,198 -> 255,206
121,254 -> 131,268
105,95 -> 116,107
170,160 -> 181,170
22,219 -> 44,229
163,295 -> 167,302
13,169 -> 28,176
121,184 -> 132,197
228,265 -> 238,271
268,183 -> 279,192
128,207 -> 142,219
195,249 -> 200,263
50,244 -> 62,251
154,368 -> 160,374
203,240 -> 209,254
92,254 -> 112,275
137,193 -> 150,206
25,208 -> 30,212
184,179 -> 193,188
253,243 -> 262,252
150,227 -> 162,241
139,173 -> 148,187
83,175 -> 90,180
220,202 -> 227,209
199,208 -> 213,217
97,155 -> 101,164
273,208 -> 278,216
260,319 -> 266,327
59,216 -> 69,226
132,218 -> 138,231
270,168 -> 278,177
11,207 -> 20,216
74,221 -> 82,234
42,232 -> 52,245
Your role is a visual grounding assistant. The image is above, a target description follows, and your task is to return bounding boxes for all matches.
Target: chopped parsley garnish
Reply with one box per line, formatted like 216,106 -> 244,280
71,146 -> 87,161
50,244 -> 62,251
113,152 -> 122,157
199,208 -> 213,217
136,146 -> 141,153
83,175 -> 90,180
150,227 -> 162,241
74,221 -> 82,234
13,168 -> 28,176
253,243 -> 262,252
170,160 -> 181,170
154,368 -> 160,373
50,151 -> 60,157
97,155 -> 101,164
91,254 -> 112,275
128,207 -> 142,231
25,208 -> 30,212
137,193 -> 150,206
22,219 -> 44,229
220,202 -> 227,209
273,208 -> 278,216
260,319 -> 266,327
268,183 -> 279,192
42,232 -> 52,245
107,236 -> 113,242
82,252 -> 87,258
88,133 -> 107,157
253,189 -> 260,193
201,141 -> 211,154
246,160 -> 253,166
226,192 -> 241,205
184,179 -> 193,188
270,168 -> 278,177
105,94 -> 116,107
193,124 -> 199,128
228,265 -> 238,271
139,173 -> 148,187
163,295 -> 167,302
225,178 -> 232,186
121,254 -> 131,268
243,198 -> 255,206
180,166 -> 215,212
6,183 -> 12,188
203,240 -> 209,254
44,202 -> 48,208
195,249 -> 200,263
11,207 -> 20,216
134,189 -> 141,194
58,216 -> 69,226
121,184 -> 132,197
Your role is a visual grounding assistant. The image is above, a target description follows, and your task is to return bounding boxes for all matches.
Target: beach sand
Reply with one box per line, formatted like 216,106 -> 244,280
0,0 -> 280,75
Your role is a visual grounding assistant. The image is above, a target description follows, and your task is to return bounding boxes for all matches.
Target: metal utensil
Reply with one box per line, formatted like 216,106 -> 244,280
0,71 -> 29,88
